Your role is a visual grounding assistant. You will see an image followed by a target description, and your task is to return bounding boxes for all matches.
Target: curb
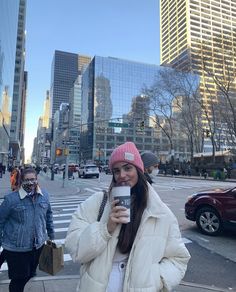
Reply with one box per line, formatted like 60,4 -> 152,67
0,277 -> 230,291
157,174 -> 236,183
180,281 -> 231,292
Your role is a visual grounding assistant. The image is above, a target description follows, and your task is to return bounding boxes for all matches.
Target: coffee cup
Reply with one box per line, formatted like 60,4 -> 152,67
111,185 -> 131,223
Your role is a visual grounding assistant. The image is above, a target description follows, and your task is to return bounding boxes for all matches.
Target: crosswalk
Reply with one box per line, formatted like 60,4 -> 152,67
0,195 -> 192,272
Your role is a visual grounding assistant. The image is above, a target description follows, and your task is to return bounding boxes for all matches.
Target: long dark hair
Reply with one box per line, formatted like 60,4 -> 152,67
110,168 -> 149,254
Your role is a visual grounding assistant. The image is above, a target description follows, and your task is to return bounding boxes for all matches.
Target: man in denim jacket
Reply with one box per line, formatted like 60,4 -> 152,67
0,167 -> 55,292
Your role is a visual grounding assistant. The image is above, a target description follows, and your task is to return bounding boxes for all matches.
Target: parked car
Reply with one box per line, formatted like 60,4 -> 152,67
78,164 -> 99,178
185,187 -> 236,236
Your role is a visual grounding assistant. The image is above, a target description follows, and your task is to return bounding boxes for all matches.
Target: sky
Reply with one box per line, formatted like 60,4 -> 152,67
24,0 -> 160,161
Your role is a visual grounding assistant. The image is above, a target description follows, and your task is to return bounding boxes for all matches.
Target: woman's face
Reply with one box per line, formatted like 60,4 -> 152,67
112,162 -> 138,188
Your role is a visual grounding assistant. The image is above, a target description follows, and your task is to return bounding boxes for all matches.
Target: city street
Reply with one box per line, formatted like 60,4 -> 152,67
0,172 -> 236,291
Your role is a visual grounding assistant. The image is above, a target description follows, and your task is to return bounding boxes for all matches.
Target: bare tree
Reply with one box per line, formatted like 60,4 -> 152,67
192,34 -> 236,160
144,67 -> 201,162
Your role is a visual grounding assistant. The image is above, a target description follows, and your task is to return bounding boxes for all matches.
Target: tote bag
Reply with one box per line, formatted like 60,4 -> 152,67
39,240 -> 64,275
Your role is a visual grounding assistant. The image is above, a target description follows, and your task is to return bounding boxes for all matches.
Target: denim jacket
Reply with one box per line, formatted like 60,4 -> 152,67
0,186 -> 55,252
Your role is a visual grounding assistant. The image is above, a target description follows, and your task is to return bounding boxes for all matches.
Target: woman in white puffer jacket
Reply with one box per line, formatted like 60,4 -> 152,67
65,142 -> 190,292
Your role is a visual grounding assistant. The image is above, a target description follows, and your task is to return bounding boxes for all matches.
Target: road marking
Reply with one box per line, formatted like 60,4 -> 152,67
54,227 -> 68,232
182,237 -> 192,244
197,236 -> 209,242
52,204 -> 79,208
62,208 -> 77,211
53,213 -> 73,217
54,220 -> 71,224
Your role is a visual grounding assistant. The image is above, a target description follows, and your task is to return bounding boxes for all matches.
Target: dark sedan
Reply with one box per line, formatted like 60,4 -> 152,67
185,187 -> 236,235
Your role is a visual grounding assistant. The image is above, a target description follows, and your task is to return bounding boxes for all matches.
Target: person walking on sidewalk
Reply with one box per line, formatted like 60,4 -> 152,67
10,166 -> 21,191
0,167 -> 55,292
66,142 -> 190,292
141,151 -> 159,185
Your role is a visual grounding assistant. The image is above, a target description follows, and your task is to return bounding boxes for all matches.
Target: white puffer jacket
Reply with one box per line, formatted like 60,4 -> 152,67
65,185 -> 190,292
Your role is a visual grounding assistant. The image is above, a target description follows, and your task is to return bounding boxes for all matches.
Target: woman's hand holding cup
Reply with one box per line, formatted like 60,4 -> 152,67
107,199 -> 130,234
107,185 -> 131,234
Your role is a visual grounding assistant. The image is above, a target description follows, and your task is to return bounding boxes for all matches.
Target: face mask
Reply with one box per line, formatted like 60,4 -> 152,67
22,179 -> 37,193
151,168 -> 159,177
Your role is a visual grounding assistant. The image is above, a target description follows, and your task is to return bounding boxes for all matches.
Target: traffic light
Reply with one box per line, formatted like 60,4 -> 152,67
140,120 -> 145,131
56,148 -> 63,156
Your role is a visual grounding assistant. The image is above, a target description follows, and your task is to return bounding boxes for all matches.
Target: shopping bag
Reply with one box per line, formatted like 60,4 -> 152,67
39,240 -> 64,275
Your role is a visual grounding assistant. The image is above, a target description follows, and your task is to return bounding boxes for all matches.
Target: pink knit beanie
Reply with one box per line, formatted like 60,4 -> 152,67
109,142 -> 144,173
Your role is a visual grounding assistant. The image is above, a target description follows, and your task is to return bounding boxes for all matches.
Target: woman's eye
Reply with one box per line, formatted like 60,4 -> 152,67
113,169 -> 120,175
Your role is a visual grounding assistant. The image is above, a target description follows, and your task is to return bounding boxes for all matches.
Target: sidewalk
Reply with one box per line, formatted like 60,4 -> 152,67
0,276 -> 230,292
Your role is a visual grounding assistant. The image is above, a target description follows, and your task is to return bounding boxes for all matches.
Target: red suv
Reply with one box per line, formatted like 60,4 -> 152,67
185,187 -> 236,235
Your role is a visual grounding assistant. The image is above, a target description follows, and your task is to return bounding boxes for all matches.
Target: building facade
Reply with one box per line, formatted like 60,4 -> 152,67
160,0 -> 236,151
0,0 -> 26,166
80,56 -> 190,164
49,51 -> 91,164
9,0 -> 27,165
50,50 -> 79,118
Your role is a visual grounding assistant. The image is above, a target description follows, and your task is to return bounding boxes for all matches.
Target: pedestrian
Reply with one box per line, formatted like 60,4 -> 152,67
65,142 -> 190,292
0,163 -> 3,178
10,167 -> 21,191
141,151 -> 159,184
0,167 -> 55,292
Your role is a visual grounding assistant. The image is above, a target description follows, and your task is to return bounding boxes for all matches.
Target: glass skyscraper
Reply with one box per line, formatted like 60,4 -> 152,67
0,0 -> 23,165
81,56 -> 161,163
50,50 -> 79,118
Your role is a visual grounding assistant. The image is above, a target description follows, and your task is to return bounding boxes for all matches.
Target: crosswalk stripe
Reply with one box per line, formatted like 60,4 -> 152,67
182,237 -> 192,244
53,213 -> 73,217
62,208 -> 77,211
54,227 -> 68,232
51,203 -> 79,208
54,220 -> 71,224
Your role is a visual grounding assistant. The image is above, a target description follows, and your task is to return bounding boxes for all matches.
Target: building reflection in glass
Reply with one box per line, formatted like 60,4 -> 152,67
81,56 -> 160,163
0,0 -> 20,164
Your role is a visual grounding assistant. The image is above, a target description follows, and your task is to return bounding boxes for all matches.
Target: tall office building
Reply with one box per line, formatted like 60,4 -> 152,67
0,0 -> 26,165
50,51 -> 91,164
50,51 -> 79,118
50,51 -> 91,118
42,90 -> 50,128
160,0 -> 236,130
9,0 -> 27,164
80,56 -> 188,163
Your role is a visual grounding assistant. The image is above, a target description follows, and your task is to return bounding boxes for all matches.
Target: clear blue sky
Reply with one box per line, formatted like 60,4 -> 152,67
24,0 -> 160,161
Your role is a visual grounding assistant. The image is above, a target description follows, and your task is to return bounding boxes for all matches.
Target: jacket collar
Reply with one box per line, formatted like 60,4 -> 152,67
19,185 -> 43,199
143,184 -> 168,219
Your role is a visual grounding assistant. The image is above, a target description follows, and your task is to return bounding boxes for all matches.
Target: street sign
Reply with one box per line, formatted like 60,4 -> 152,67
108,122 -> 129,128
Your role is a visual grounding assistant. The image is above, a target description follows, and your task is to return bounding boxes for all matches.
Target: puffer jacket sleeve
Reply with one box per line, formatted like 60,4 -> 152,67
159,213 -> 191,291
65,192 -> 112,264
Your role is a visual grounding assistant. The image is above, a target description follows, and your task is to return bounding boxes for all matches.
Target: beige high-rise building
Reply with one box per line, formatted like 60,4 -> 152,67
42,90 -> 50,128
160,0 -> 236,127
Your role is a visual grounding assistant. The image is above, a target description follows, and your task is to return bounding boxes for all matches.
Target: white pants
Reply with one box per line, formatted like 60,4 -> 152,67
106,261 -> 127,292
